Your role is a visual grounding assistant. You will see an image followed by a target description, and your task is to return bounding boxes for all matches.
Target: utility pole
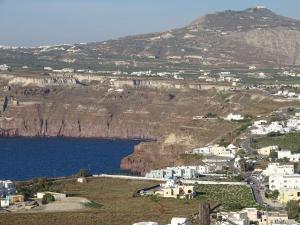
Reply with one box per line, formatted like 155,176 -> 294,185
199,202 -> 210,225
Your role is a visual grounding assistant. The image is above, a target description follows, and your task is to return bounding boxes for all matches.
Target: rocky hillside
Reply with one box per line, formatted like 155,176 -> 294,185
1,7 -> 300,68
1,72 -> 300,174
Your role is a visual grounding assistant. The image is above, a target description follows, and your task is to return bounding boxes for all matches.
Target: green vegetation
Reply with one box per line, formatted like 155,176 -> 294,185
252,133 -> 300,153
148,194 -> 160,202
16,177 -> 54,199
269,150 -> 278,162
216,92 -> 231,102
238,159 -> 255,172
1,178 -> 259,225
234,121 -> 252,136
195,184 -> 256,211
83,201 -> 103,209
75,168 -> 91,178
205,112 -> 218,118
286,200 -> 299,220
180,153 -> 203,164
236,149 -> 246,157
265,190 -> 279,200
42,193 -> 55,205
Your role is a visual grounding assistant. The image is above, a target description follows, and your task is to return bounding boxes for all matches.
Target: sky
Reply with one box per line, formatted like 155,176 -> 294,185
0,0 -> 300,47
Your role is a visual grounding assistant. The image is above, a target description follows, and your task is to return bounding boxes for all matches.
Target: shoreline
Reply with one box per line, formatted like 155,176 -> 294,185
0,135 -> 156,142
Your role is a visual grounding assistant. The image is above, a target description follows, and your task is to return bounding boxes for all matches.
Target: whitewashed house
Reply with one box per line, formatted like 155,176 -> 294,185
269,174 -> 300,191
133,222 -> 158,225
0,180 -> 16,197
145,165 -> 210,179
218,211 -> 249,225
192,146 -> 210,155
278,150 -> 300,162
262,163 -> 294,177
192,144 -> 237,158
0,64 -> 10,71
167,218 -> 190,225
257,146 -> 278,156
225,113 -> 244,121
44,67 -> 53,71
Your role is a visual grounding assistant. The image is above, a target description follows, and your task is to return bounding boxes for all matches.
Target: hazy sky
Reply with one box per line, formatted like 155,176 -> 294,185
1,0 -> 300,47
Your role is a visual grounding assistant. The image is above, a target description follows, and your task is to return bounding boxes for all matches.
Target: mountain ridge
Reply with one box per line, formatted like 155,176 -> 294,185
1,7 -> 300,68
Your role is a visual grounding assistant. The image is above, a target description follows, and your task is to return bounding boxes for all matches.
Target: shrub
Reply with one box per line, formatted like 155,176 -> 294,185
286,200 -> 299,219
149,194 -> 160,202
84,201 -> 103,209
75,168 -> 91,178
42,193 -> 55,205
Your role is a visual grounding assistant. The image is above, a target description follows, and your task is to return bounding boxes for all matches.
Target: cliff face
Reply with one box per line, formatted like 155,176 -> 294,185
1,75 -> 299,174
0,104 -> 157,139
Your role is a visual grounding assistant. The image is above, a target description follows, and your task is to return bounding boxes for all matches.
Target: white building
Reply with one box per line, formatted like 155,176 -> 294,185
262,163 -> 294,177
44,67 -> 53,71
269,174 -> 300,191
0,198 -> 9,208
278,150 -> 300,162
37,192 -> 67,201
133,222 -> 158,225
192,146 -> 210,155
252,121 -> 285,135
257,146 -> 278,156
0,64 -> 10,71
0,180 -> 16,197
252,115 -> 300,135
133,217 -> 190,225
225,113 -> 244,121
167,218 -> 190,225
145,165 -> 210,179
192,144 -> 237,158
218,211 -> 249,225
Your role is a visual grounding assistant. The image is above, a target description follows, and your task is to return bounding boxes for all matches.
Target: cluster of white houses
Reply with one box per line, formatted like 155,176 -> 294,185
261,163 -> 300,205
251,114 -> 300,135
145,165 -> 210,179
134,209 -> 300,225
257,146 -> 300,162
275,90 -> 300,99
277,150 -> 300,162
145,143 -> 239,179
218,208 -> 300,225
192,144 -> 238,159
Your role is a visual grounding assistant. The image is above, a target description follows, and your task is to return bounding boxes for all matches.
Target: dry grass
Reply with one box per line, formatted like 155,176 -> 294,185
0,178 -> 198,225
0,177 -> 256,225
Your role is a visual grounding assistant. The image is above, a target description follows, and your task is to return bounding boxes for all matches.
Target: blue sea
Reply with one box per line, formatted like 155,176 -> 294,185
0,138 -> 139,180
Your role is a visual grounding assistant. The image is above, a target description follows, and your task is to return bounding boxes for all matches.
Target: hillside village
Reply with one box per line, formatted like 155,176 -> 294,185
1,4 -> 300,225
1,109 -> 300,225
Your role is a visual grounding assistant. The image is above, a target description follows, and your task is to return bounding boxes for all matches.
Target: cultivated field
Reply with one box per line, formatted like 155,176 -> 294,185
0,178 -> 256,225
252,133 -> 300,153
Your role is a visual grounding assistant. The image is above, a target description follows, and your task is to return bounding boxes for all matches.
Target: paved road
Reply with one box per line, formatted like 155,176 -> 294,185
244,173 -> 264,205
240,138 -> 255,154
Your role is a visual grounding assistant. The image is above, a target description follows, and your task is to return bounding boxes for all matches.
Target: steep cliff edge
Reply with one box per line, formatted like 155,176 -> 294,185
1,76 -> 299,174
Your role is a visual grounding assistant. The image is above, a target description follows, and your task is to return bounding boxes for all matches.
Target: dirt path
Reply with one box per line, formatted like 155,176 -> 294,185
37,197 -> 90,212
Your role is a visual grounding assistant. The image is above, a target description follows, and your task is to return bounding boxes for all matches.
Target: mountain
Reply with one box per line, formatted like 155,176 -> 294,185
1,7 -> 300,69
